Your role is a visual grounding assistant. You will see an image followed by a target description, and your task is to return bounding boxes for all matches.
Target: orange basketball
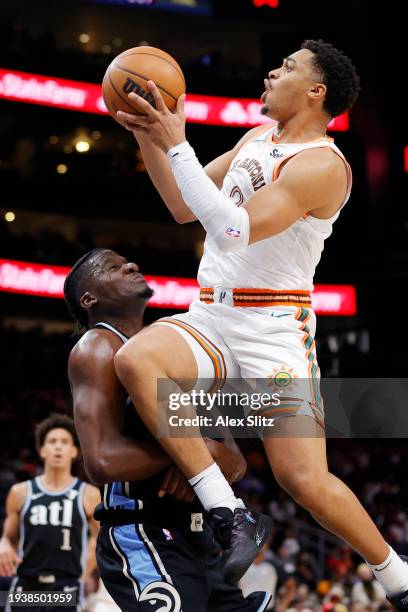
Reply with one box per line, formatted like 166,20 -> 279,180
102,46 -> 186,124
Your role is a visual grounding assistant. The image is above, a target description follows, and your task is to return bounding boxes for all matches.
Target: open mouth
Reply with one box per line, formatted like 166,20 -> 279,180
130,272 -> 145,284
261,79 -> 272,104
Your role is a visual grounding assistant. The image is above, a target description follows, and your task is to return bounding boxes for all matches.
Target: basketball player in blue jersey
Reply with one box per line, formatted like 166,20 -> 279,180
113,39 -> 408,608
0,415 -> 100,611
64,248 -> 272,612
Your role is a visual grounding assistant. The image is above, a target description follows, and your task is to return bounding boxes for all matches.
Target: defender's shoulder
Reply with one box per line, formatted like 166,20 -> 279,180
69,328 -> 122,378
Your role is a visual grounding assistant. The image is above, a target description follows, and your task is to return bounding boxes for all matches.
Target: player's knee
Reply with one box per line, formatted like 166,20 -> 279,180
274,467 -> 325,511
114,341 -> 158,384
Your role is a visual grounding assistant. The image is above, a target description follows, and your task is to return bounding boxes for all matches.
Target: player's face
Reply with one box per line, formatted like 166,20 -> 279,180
90,250 -> 153,302
40,428 -> 78,469
261,49 -> 323,119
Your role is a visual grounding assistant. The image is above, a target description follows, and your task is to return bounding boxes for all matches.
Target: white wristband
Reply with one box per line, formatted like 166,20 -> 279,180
167,141 -> 250,252
167,141 -> 192,159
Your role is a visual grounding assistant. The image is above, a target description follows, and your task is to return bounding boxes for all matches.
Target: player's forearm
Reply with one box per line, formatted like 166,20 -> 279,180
136,135 -> 196,223
0,535 -> 13,548
205,438 -> 247,483
167,141 -> 250,251
84,536 -> 97,581
85,437 -> 172,485
1,518 -> 18,547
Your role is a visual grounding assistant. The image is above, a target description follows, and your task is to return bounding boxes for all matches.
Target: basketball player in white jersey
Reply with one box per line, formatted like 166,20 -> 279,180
0,415 -> 99,611
113,39 -> 408,607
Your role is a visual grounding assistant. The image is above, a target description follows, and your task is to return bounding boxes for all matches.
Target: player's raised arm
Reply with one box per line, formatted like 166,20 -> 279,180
68,330 -> 172,485
115,81 -> 348,250
0,483 -> 26,576
118,82 -> 269,224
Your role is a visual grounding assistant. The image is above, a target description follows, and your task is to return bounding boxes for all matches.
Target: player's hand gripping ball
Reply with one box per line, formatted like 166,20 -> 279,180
102,46 -> 186,124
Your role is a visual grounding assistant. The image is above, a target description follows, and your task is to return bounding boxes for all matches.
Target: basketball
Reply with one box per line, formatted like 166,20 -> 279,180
102,46 -> 186,123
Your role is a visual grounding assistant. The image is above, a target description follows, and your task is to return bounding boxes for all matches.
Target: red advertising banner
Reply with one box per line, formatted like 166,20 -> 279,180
0,258 -> 356,315
0,69 -> 349,131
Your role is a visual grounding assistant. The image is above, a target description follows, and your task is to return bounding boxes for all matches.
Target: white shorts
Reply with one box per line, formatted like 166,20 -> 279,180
153,299 -> 323,426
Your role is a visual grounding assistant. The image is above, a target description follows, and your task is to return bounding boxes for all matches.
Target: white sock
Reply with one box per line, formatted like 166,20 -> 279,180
367,546 -> 408,595
188,463 -> 245,512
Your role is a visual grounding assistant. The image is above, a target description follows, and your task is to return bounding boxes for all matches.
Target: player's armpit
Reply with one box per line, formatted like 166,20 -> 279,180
244,148 -> 348,244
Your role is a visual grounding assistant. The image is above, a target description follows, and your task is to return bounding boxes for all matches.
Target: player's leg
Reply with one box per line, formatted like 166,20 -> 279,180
114,317 -> 229,479
114,308 -> 272,583
229,305 -> 408,602
263,421 -> 388,560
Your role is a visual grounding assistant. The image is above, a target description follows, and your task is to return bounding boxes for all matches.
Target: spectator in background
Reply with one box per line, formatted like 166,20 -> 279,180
297,550 -> 320,589
239,543 -> 277,610
269,490 -> 296,523
351,562 -> 387,607
326,546 -> 353,581
322,584 -> 348,610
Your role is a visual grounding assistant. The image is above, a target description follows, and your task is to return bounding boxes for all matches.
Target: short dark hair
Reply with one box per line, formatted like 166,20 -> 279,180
301,39 -> 360,118
63,248 -> 106,330
35,414 -> 78,451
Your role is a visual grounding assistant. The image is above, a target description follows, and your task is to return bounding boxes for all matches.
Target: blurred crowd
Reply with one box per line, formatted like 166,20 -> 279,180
0,222 -> 199,278
234,441 -> 408,611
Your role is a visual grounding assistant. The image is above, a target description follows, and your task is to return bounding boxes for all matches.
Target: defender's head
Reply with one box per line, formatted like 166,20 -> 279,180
261,39 -> 360,122
63,248 -> 153,330
35,414 -> 78,469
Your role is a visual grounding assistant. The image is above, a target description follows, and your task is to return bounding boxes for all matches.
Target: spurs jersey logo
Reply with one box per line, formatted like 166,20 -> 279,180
270,148 -> 283,159
29,499 -> 74,527
138,581 -> 181,612
230,185 -> 244,206
232,157 -> 266,191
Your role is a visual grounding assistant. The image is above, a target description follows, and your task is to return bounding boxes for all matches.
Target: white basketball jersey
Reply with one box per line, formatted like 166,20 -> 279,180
197,124 -> 352,291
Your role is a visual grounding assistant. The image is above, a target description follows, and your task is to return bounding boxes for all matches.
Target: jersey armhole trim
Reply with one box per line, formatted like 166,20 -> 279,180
235,123 -> 276,156
272,145 -> 353,218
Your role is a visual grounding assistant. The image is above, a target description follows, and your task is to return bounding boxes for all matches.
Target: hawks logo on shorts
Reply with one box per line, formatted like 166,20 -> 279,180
138,581 -> 181,611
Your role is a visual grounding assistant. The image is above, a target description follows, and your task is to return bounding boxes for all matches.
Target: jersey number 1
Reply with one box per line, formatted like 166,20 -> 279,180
60,528 -> 72,551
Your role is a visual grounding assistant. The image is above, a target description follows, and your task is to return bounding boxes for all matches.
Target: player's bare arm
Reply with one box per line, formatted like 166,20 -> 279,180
69,328 -> 246,495
83,484 -> 100,581
204,437 -> 247,484
119,81 -> 268,223
69,329 -> 172,485
244,147 -> 348,243
0,482 -> 27,576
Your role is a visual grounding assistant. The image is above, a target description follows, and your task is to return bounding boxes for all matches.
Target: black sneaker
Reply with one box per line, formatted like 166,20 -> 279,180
386,555 -> 408,609
209,507 -> 273,584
